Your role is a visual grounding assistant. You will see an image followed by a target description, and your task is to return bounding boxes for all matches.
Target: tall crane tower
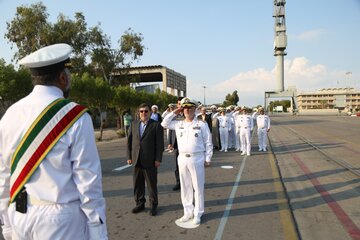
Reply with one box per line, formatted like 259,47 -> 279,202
273,0 -> 287,92
265,0 -> 297,113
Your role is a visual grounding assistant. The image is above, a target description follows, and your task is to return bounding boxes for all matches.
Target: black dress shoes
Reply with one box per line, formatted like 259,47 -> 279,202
149,207 -> 157,216
132,205 -> 145,214
172,183 -> 180,191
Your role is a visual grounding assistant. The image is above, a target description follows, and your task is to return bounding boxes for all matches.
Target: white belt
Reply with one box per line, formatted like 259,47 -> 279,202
28,195 -> 55,205
179,152 -> 205,158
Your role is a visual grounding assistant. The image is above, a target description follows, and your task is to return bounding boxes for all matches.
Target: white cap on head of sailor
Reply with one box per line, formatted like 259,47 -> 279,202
19,43 -> 73,76
180,97 -> 198,108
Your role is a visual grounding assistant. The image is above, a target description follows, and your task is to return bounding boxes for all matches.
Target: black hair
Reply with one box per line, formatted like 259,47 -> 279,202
138,103 -> 151,110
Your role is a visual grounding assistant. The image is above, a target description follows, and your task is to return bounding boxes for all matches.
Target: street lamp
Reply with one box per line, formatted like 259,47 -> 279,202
345,71 -> 352,88
202,85 -> 206,105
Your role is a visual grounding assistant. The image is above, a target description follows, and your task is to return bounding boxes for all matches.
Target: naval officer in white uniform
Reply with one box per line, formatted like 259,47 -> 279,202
212,108 -> 232,152
236,107 -> 254,156
256,107 -> 271,151
161,97 -> 213,225
0,44 -> 107,239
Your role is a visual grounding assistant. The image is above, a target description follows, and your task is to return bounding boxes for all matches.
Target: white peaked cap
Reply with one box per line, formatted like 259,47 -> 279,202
19,43 -> 73,68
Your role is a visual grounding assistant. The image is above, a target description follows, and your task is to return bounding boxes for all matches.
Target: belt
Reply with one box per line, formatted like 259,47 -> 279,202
28,195 -> 55,205
179,152 -> 205,158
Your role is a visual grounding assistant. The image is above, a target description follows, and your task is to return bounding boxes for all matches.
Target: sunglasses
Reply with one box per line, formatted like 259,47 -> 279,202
139,110 -> 149,113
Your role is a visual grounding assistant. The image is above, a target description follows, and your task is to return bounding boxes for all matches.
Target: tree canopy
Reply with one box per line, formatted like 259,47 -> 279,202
0,59 -> 32,114
5,2 -> 145,83
222,90 -> 239,106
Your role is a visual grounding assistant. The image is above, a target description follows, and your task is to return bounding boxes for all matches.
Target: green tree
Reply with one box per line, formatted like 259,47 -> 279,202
70,72 -> 114,140
5,2 -> 145,84
0,59 -> 32,113
268,100 -> 290,112
89,27 -> 145,85
223,90 -> 239,106
5,2 -> 50,61
320,100 -> 328,109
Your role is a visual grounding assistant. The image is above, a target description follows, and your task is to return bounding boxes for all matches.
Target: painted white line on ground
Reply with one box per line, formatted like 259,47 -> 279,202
214,155 -> 247,240
112,164 -> 132,172
214,129 -> 256,240
220,166 -> 234,169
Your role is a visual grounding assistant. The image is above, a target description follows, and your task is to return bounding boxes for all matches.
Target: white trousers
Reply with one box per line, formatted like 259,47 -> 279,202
8,201 -> 87,240
228,127 -> 236,148
235,128 -> 241,149
257,128 -> 268,149
219,127 -> 229,150
240,128 -> 251,154
178,154 -> 205,218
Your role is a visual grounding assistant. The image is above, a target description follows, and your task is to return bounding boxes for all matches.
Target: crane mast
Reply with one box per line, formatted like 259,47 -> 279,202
273,0 -> 287,92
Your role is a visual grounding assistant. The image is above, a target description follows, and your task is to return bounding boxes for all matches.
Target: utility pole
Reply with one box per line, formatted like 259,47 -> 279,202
203,85 -> 206,105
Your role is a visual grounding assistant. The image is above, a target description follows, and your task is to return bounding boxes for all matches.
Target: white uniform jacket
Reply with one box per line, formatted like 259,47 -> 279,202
235,114 -> 254,130
256,115 -> 271,130
212,112 -> 232,131
161,112 -> 213,162
0,86 -> 107,235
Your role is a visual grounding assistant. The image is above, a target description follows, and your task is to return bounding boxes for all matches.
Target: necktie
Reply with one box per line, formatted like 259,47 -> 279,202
140,122 -> 147,137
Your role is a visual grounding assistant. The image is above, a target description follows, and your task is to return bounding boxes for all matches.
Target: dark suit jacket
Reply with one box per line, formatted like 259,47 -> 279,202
197,114 -> 213,132
127,119 -> 164,168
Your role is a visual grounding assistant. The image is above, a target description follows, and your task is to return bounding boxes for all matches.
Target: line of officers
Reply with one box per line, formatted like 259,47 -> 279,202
157,98 -> 271,226
163,104 -> 271,157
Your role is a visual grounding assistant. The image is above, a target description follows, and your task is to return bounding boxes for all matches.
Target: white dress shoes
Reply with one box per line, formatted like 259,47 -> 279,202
179,214 -> 193,223
192,216 -> 201,225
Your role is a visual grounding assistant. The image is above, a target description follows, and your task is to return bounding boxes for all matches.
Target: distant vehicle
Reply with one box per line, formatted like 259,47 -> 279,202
274,106 -> 284,112
357,112 -> 360,117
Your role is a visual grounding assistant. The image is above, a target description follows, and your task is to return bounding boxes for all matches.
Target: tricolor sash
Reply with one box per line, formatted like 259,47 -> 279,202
9,98 -> 88,204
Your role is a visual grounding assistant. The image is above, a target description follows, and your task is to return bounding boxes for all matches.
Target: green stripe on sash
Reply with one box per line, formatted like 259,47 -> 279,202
10,98 -> 71,174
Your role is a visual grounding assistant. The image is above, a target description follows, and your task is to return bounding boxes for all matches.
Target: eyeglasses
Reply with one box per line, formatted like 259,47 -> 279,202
139,110 -> 149,113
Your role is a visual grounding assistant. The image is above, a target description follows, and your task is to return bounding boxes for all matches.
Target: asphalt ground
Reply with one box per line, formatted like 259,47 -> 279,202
1,115 -> 359,240
269,115 -> 360,240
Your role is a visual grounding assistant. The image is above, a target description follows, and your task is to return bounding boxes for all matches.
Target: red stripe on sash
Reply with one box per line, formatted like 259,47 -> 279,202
10,105 -> 85,198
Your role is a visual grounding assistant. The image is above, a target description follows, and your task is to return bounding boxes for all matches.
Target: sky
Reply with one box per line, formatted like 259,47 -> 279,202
1,0 -> 360,106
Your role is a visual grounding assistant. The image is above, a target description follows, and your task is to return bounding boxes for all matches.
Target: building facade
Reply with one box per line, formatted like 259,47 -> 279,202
297,87 -> 360,112
112,65 -> 186,97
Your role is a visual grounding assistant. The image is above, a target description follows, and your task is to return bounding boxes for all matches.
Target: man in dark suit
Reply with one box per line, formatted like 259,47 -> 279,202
197,106 -> 212,132
127,103 -> 164,216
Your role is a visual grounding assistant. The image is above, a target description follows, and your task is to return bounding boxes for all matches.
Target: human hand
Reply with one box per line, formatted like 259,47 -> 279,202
173,107 -> 183,115
127,159 -> 132,165
155,161 -> 161,168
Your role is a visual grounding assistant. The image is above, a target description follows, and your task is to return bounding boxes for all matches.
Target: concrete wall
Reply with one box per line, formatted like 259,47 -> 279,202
297,109 -> 340,115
